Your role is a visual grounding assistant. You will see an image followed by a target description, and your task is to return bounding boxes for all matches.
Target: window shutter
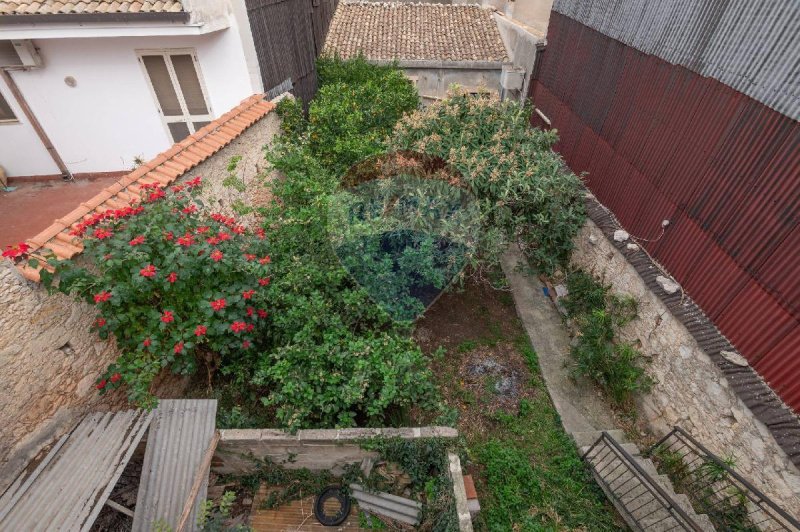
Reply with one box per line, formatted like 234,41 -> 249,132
171,54 -> 208,116
142,55 -> 182,116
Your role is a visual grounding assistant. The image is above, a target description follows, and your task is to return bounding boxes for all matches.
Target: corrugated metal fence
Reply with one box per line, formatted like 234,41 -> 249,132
552,0 -> 800,122
246,0 -> 338,104
530,11 -> 800,411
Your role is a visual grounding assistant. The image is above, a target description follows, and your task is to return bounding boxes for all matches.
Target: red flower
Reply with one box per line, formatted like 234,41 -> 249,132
210,249 -> 224,262
171,184 -> 184,193
164,231 -> 174,241
110,372 -> 121,383
246,323 -> 255,332
244,254 -> 256,261
167,272 -> 178,283
242,340 -> 251,349
96,317 -> 107,327
94,291 -> 112,303
258,256 -> 271,265
196,226 -> 210,234
246,306 -> 255,317
161,310 -> 174,323
242,289 -> 255,300
210,298 -> 226,311
255,228 -> 266,240
257,309 -> 268,319
148,188 -> 166,202
206,236 -> 220,245
232,225 -> 246,235
129,235 -> 145,246
140,264 -> 157,278
230,321 -> 247,333
218,231 -> 231,242
177,233 -> 195,247
96,379 -> 107,390
258,277 -> 270,286
182,204 -> 197,214
186,176 -> 202,187
93,228 -> 113,240
194,325 -> 207,336
143,337 -> 152,347
174,342 -> 184,354
2,242 -> 31,258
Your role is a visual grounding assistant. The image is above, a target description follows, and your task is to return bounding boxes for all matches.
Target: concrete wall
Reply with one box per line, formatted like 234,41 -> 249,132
212,426 -> 459,475
400,62 -> 503,104
493,12 -> 545,99
0,10 -> 258,178
571,219 -> 800,519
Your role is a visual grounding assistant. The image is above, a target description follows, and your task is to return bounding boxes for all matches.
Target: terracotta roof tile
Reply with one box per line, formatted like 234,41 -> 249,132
12,93 -> 275,282
0,0 -> 183,15
324,1 -> 509,63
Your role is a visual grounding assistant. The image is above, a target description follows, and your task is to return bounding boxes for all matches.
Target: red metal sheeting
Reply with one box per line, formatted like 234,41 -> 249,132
532,12 -> 800,411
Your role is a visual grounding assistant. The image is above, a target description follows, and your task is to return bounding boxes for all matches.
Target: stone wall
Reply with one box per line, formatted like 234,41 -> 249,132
571,219 -> 800,517
0,261 -> 126,488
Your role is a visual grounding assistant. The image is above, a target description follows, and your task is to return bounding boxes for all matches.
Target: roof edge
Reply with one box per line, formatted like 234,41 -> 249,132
0,12 -> 190,25
371,58 -> 507,70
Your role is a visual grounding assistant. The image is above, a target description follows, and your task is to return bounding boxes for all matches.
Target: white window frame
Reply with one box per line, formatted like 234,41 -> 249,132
136,48 -> 213,141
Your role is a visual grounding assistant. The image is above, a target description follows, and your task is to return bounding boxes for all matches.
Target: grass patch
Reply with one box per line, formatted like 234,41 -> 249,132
416,280 -> 620,530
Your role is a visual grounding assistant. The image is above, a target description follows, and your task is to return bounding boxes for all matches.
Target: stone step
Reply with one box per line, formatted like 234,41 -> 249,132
571,429 -> 627,449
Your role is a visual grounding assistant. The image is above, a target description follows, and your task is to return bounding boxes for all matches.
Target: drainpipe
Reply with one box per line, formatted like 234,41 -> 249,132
0,68 -> 73,180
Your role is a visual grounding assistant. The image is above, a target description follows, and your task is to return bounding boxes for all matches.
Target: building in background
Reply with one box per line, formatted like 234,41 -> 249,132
324,1 -> 542,104
530,0 -> 800,414
0,0 -> 264,179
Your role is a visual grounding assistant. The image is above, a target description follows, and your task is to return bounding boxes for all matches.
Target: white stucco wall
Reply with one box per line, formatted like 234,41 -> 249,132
0,11 -> 259,177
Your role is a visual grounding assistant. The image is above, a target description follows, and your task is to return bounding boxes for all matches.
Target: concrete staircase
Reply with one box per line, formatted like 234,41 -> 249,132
574,431 -> 716,531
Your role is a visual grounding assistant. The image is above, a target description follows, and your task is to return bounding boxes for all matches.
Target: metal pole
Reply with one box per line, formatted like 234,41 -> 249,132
0,68 -> 72,180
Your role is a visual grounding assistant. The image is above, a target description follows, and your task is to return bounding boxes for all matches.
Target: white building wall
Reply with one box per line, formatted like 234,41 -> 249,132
0,12 -> 258,177
0,80 -> 59,176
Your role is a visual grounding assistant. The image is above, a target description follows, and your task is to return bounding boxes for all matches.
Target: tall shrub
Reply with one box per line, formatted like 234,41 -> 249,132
42,179 -> 272,406
391,89 -> 586,273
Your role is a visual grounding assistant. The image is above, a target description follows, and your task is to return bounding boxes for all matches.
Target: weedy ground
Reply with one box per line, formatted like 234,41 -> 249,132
413,278 -> 623,531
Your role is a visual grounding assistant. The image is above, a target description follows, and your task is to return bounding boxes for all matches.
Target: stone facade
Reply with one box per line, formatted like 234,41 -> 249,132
571,219 -> 800,518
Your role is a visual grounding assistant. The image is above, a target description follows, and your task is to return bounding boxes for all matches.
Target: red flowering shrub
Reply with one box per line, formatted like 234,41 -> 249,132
41,180 -> 271,407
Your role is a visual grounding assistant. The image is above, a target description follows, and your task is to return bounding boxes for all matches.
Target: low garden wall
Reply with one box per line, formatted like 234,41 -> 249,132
571,217 -> 800,517
212,426 -> 459,475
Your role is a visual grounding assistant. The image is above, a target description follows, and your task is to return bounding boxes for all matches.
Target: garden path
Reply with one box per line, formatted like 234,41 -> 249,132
500,245 -> 618,435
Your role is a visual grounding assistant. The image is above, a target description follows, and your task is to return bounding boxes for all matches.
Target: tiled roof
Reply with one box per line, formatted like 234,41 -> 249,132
324,1 -> 509,63
14,94 -> 275,282
0,0 -> 184,15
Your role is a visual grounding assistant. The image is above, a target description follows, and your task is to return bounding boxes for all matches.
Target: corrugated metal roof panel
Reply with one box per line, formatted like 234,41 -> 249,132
132,399 -> 217,532
0,410 -> 152,531
553,0 -> 800,121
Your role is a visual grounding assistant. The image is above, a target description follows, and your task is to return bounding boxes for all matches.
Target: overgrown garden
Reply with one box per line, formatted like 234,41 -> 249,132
40,56 -> 631,529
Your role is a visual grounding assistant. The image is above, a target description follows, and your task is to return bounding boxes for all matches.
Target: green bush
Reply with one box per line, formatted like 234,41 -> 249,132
257,83 -> 439,428
42,179 -> 271,407
307,56 -> 419,173
255,331 -> 436,429
390,89 -> 586,273
564,270 -> 651,405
